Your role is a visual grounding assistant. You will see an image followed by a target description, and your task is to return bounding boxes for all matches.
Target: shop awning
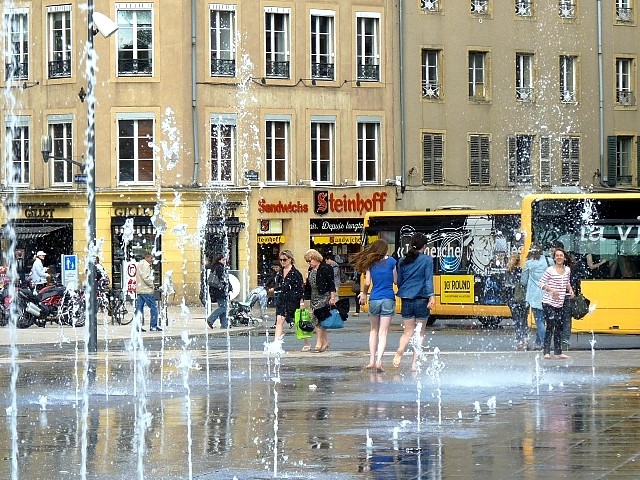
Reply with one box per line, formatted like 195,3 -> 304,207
312,234 -> 361,245
1,224 -> 67,240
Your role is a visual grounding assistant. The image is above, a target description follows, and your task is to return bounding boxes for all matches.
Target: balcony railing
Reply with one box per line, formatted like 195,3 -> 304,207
616,7 -> 633,22
422,82 -> 440,98
516,87 -> 534,101
118,58 -> 153,75
617,90 -> 635,106
48,59 -> 71,78
211,57 -> 235,76
265,60 -> 290,78
311,62 -> 334,80
515,1 -> 532,16
5,62 -> 28,80
356,64 -> 380,82
471,1 -> 488,14
560,89 -> 576,103
421,0 -> 439,12
558,1 -> 576,18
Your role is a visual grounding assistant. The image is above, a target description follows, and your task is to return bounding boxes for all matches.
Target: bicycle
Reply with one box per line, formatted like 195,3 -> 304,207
100,288 -> 134,325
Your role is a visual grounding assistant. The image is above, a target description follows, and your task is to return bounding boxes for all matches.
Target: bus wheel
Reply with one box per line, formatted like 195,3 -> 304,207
478,317 -> 501,329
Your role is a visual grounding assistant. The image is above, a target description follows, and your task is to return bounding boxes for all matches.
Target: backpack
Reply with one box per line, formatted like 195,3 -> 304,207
207,269 -> 222,289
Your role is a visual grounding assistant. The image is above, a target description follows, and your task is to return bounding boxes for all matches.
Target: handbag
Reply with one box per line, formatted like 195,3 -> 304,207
513,281 -> 526,304
294,308 -> 315,333
320,308 -> 344,329
571,293 -> 590,319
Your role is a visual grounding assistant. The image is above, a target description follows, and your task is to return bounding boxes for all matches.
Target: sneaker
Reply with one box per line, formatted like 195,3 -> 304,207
150,327 -> 162,332
353,312 -> 359,317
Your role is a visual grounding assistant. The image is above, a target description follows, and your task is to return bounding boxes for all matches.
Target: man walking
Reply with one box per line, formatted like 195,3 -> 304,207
135,253 -> 161,332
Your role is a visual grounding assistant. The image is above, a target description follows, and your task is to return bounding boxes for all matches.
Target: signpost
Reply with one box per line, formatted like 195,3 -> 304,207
61,254 -> 79,289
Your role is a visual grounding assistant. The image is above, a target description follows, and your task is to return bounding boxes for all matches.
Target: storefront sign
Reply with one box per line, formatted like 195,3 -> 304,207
440,275 -> 475,304
312,235 -> 360,245
314,191 -> 388,216
257,235 -> 285,244
24,207 -> 55,218
310,218 -> 364,233
114,204 -> 155,217
244,170 -> 259,181
257,198 -> 309,213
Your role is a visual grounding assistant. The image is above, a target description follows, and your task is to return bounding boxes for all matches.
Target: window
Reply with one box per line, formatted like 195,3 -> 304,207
515,1 -> 532,16
265,119 -> 289,183
356,13 -> 380,82
210,4 -> 236,77
116,3 -> 153,76
558,0 -> 576,18
265,8 -> 290,78
615,136 -> 633,184
471,1 -> 489,14
421,0 -> 440,12
310,118 -> 335,183
469,134 -> 490,185
561,136 -> 580,184
48,119 -> 74,185
5,118 -> 29,186
507,135 -> 533,185
616,58 -> 634,105
469,51 -> 486,100
310,11 -> 335,81
357,118 -> 380,183
210,115 -> 236,184
423,133 -> 444,184
47,5 -> 72,79
539,136 -> 551,186
616,0 -> 633,22
4,9 -> 29,80
560,55 -> 577,103
516,53 -> 533,101
117,117 -> 154,184
422,49 -> 440,98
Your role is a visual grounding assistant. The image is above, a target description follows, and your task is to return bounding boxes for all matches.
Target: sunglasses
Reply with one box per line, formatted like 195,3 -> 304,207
279,257 -> 289,262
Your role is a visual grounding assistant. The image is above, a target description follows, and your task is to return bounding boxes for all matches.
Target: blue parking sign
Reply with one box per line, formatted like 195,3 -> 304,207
61,254 -> 79,289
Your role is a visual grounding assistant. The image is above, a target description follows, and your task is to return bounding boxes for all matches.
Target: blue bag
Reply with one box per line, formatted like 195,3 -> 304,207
321,308 -> 344,329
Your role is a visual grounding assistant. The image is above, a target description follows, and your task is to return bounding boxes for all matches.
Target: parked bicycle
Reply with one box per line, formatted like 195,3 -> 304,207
98,287 -> 134,326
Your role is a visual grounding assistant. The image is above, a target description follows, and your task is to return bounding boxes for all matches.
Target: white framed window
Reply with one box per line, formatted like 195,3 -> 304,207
265,7 -> 290,78
116,3 -> 153,76
310,10 -> 335,81
515,1 -> 532,17
558,0 -> 576,18
616,0 -> 633,22
47,115 -> 74,185
561,136 -> 580,185
539,136 -> 551,186
469,134 -> 490,186
616,136 -> 633,183
355,13 -> 380,82
560,55 -> 577,103
310,116 -> 335,184
210,4 -> 236,77
47,5 -> 72,79
469,51 -> 486,100
516,53 -> 533,101
422,49 -> 440,98
421,0 -> 440,12
265,116 -> 290,183
616,58 -> 635,105
423,133 -> 444,184
356,116 -> 380,184
117,114 -> 154,185
5,116 -> 30,186
3,8 -> 29,81
507,134 -> 533,185
210,114 -> 236,184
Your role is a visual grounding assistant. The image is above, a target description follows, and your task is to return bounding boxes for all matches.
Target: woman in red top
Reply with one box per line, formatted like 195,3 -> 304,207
539,247 -> 575,359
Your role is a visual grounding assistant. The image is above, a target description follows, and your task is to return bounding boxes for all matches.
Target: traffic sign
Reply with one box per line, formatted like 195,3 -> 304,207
61,254 -> 79,289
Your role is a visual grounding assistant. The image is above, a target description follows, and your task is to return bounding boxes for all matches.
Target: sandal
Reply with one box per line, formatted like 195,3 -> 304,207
555,353 -> 570,359
300,345 -> 311,352
392,353 -> 403,368
543,354 -> 551,359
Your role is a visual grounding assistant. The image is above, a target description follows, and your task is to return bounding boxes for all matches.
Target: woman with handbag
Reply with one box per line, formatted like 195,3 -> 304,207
352,239 -> 397,372
302,249 -> 337,353
273,249 -> 305,345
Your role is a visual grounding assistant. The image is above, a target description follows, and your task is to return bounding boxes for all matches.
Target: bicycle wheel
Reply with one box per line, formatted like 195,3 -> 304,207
118,298 -> 135,326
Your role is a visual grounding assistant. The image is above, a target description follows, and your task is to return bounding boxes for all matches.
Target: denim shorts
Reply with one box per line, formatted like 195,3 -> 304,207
368,298 -> 396,317
400,297 -> 430,320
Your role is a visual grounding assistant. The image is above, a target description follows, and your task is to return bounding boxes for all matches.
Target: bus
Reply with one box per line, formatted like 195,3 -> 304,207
363,208 -> 522,327
521,193 -> 640,334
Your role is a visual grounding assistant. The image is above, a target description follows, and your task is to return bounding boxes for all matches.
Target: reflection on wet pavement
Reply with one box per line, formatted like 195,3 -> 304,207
1,346 -> 640,479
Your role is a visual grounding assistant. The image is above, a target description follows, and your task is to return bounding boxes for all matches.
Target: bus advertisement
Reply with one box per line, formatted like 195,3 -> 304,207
521,193 -> 640,334
363,209 -> 521,327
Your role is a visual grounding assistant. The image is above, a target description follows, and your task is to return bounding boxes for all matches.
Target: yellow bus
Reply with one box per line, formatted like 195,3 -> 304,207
363,208 -> 521,327
521,193 -> 640,334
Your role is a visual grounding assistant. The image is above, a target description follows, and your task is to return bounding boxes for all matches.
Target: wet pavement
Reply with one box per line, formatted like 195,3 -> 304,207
1,308 -> 640,479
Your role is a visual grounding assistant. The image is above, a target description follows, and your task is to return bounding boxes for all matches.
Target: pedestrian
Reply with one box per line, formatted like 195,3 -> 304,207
539,246 -> 575,359
393,233 -> 436,371
135,252 -> 161,332
95,257 -> 110,289
265,260 -> 282,311
562,250 -> 581,351
352,239 -> 397,372
206,254 -> 229,329
521,244 -> 550,350
29,251 -> 50,291
505,252 -> 528,350
325,251 -> 342,293
351,271 -> 361,316
273,249 -> 305,343
302,249 -> 337,353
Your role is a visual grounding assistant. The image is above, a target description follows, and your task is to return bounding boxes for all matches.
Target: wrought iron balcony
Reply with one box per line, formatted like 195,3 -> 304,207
48,59 -> 71,78
211,57 -> 235,76
516,87 -> 534,101
616,7 -> 633,22
311,62 -> 334,80
422,82 -> 440,98
265,60 -> 289,78
515,1 -> 532,16
356,64 -> 380,82
558,1 -> 576,18
617,90 -> 635,106
117,58 -> 153,75
5,62 -> 28,80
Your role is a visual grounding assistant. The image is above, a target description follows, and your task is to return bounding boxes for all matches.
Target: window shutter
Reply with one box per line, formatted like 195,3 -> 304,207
570,137 -> 580,183
480,135 -> 490,185
561,137 -> 570,184
607,136 -> 617,187
423,133 -> 433,184
423,133 -> 444,184
469,135 -> 480,185
507,135 -> 517,185
637,136 -> 640,187
540,136 -> 550,186
433,134 -> 444,184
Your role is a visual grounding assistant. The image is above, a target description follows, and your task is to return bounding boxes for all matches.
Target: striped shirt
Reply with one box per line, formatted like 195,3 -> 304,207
539,265 -> 571,308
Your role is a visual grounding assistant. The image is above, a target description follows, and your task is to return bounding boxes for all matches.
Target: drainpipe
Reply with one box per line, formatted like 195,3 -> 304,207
399,0 -> 406,194
191,0 -> 201,185
597,0 -> 608,187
